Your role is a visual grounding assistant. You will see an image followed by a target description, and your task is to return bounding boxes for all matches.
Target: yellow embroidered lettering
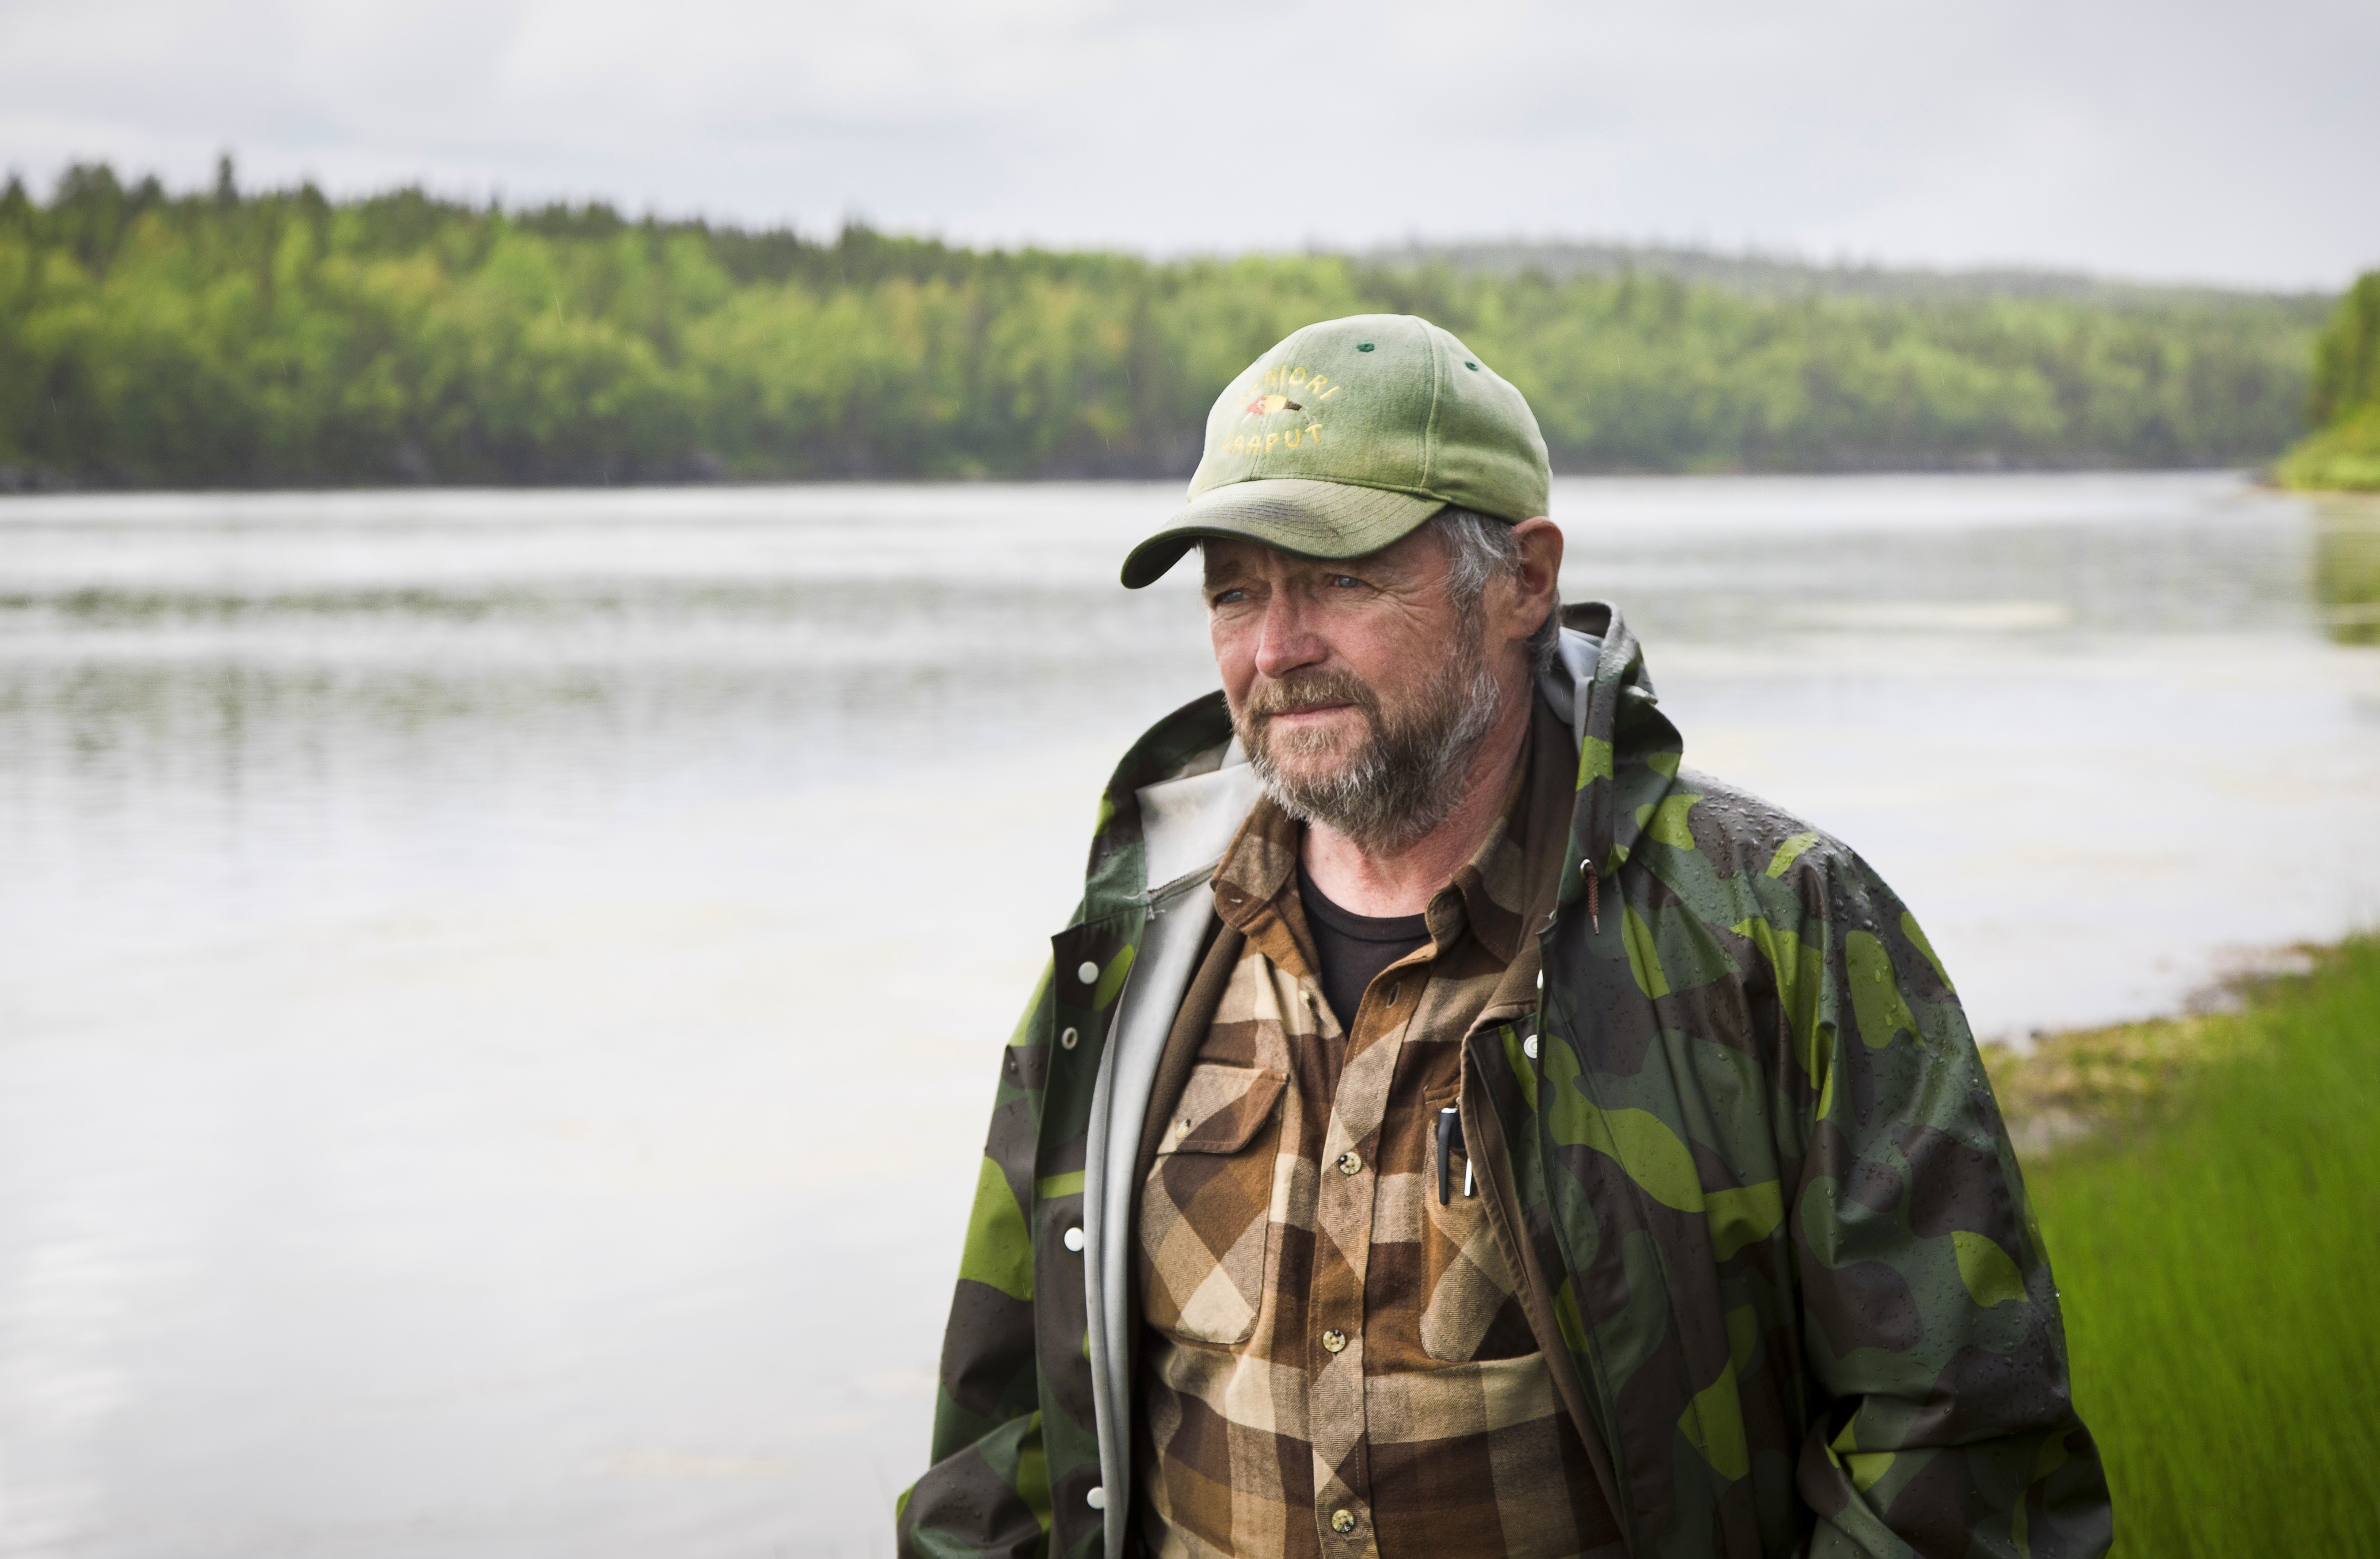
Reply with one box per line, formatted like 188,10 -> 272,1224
1285,427 -> 1301,447
1304,421 -> 1324,442
1288,367 -> 1307,384
1264,431 -> 1280,452
1309,375 -> 1328,392
1320,385 -> 1341,400
1227,434 -> 1244,454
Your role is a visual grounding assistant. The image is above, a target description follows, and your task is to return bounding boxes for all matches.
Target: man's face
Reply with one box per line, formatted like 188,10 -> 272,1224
1202,527 -> 1499,850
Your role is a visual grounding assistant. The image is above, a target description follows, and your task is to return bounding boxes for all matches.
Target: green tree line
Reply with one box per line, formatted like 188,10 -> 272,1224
0,162 -> 2332,488
2278,272 -> 2380,492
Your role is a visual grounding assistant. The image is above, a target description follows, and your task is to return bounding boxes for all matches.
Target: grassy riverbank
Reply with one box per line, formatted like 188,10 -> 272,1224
2279,406 -> 2380,491
1987,936 -> 2380,1554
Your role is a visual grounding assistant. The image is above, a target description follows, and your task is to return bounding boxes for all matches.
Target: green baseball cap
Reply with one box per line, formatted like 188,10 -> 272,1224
1120,313 -> 1551,588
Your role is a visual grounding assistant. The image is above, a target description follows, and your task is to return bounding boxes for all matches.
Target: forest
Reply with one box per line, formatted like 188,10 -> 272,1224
0,162 -> 2336,488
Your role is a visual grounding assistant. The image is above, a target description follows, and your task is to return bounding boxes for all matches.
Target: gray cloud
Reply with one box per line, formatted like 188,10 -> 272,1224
2,0 -> 2373,288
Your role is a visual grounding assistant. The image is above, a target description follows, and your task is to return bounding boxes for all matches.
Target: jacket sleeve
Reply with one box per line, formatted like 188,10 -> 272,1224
896,966 -> 1055,1559
1783,851 -> 2111,1559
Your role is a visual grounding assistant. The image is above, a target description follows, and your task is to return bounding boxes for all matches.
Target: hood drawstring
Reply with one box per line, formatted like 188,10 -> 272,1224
1585,860 -> 1601,934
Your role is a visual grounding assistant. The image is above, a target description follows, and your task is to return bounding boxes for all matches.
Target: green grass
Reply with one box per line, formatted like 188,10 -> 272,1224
2279,405 -> 2380,493
2008,937 -> 2380,1555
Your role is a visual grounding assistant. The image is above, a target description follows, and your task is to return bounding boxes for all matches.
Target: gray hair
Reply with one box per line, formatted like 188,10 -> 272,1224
1429,507 -> 1561,673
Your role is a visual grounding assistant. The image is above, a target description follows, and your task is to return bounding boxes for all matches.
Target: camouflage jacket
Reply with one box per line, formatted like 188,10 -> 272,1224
898,603 -> 2111,1559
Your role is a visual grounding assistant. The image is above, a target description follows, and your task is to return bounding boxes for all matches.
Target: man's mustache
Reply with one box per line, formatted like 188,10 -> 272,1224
1242,671 -> 1381,723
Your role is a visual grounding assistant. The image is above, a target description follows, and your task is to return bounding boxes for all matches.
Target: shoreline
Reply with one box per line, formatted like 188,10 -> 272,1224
1983,936 -> 2355,1162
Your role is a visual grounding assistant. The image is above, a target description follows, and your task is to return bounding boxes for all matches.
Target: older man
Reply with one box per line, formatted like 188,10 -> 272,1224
898,315 -> 2111,1559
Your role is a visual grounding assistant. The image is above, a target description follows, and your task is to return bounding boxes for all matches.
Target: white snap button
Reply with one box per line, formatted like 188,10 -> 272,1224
1523,1035 -> 1540,1060
1059,1026 -> 1078,1050
1086,1486 -> 1107,1511
1077,960 -> 1100,986
1063,1226 -> 1085,1253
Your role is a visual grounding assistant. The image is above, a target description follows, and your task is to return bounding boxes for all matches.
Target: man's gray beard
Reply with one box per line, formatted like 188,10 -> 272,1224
1235,641 -> 1504,855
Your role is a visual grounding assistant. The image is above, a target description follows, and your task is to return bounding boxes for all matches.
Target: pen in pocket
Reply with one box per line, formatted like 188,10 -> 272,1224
1436,1106 -> 1475,1204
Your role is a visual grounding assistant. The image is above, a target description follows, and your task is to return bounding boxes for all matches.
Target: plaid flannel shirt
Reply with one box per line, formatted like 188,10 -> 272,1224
1136,701 -> 1625,1559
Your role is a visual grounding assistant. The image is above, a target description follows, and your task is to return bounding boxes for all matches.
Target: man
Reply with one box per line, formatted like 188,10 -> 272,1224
898,314 -> 2111,1559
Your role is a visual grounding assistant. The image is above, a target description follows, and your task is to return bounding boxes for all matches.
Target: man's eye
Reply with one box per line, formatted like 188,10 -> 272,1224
1211,588 -> 1248,606
1328,575 -> 1363,590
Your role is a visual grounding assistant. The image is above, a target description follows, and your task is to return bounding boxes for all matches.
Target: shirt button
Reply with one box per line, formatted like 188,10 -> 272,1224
1336,1150 -> 1362,1176
1523,1035 -> 1540,1060
1062,1226 -> 1085,1252
1060,1026 -> 1079,1050
1321,1328 -> 1347,1353
1086,1486 -> 1107,1511
1077,960 -> 1100,986
1330,1508 -> 1357,1535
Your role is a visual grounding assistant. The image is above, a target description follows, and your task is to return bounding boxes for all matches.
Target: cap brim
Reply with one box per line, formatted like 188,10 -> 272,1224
1120,479 -> 1446,589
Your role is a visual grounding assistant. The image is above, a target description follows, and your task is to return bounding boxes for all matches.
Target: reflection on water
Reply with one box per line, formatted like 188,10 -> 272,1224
1,473 -> 2378,1558
2313,497 -> 2380,646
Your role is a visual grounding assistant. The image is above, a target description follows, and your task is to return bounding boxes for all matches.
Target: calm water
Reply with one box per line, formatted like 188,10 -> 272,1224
2,474 -> 2377,1557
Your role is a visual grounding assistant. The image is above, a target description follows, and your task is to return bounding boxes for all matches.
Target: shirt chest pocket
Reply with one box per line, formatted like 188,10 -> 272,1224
1138,1062 -> 1288,1347
1413,1089 -> 1531,1363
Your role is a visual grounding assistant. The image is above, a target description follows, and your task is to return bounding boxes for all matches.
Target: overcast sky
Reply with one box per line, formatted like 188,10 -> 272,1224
4,0 -> 2374,291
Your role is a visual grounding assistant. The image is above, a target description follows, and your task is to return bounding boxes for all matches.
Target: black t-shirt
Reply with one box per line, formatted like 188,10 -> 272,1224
1297,864 -> 1431,1032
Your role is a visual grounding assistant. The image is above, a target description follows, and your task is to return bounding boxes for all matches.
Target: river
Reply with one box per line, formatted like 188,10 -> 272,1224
2,473 -> 2376,1557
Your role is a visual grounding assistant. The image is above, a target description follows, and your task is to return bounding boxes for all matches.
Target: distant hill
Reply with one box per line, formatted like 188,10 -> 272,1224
0,165 -> 2338,488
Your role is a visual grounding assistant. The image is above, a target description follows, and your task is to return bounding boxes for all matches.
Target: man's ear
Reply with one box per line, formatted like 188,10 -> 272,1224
1504,518 -> 1564,641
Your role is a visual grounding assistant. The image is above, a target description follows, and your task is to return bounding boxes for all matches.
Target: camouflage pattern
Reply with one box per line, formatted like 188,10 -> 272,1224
898,600 -> 2112,1559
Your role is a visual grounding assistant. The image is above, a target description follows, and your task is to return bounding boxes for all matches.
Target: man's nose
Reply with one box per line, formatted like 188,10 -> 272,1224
1251,592 -> 1327,680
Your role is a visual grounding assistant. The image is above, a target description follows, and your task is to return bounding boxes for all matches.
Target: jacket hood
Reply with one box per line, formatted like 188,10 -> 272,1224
1547,601 -> 1686,925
